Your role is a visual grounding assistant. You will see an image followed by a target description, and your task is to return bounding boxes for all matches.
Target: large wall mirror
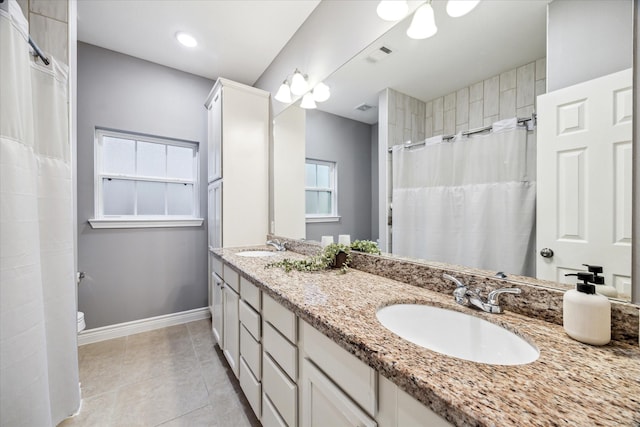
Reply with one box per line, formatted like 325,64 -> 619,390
271,0 -> 636,303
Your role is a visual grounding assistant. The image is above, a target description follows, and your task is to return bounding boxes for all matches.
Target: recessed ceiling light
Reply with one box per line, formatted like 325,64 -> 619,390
176,32 -> 197,48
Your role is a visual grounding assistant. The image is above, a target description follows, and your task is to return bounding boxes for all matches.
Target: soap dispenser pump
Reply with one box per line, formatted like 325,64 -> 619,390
563,272 -> 611,345
582,264 -> 618,298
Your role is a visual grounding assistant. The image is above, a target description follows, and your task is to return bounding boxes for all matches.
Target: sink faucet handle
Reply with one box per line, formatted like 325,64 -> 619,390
443,274 -> 468,305
266,239 -> 286,251
487,287 -> 521,306
443,273 -> 465,288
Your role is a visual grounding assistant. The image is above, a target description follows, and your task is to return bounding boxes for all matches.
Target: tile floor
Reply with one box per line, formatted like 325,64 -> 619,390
60,319 -> 261,427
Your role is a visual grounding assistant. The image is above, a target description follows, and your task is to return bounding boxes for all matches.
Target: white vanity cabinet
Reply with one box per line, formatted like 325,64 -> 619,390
239,278 -> 262,419
300,320 -> 453,427
222,264 -> 240,378
210,256 -> 224,345
299,321 -> 377,427
209,261 -> 453,427
262,294 -> 298,427
205,78 -> 269,249
377,376 -> 452,427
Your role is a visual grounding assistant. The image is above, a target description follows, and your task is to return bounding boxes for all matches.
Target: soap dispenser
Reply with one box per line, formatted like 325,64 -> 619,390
582,264 -> 618,298
563,272 -> 611,345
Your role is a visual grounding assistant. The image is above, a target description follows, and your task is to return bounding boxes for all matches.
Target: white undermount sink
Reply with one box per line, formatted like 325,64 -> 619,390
376,304 -> 539,365
236,250 -> 278,257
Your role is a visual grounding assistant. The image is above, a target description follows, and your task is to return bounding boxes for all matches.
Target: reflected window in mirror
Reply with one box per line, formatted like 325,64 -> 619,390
305,159 -> 338,221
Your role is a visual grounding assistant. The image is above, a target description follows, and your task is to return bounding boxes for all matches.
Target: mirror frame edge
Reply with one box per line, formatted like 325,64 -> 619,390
633,0 -> 639,305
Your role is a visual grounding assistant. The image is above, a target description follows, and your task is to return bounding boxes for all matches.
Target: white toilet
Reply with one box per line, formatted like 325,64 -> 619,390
77,311 -> 86,332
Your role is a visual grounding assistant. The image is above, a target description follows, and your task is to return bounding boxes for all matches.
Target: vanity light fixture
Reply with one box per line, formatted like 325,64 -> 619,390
407,1 -> 438,39
312,82 -> 331,102
175,32 -> 197,48
300,92 -> 317,109
273,71 -> 330,105
274,80 -> 292,103
377,0 -> 480,41
446,0 -> 480,17
376,0 -> 409,21
290,69 -> 309,96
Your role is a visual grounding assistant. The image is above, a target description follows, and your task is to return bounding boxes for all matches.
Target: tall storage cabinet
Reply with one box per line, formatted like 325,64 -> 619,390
205,78 -> 270,250
206,78 -> 269,361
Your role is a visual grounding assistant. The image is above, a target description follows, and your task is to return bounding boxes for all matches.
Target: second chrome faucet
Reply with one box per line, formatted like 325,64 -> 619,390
443,273 -> 521,314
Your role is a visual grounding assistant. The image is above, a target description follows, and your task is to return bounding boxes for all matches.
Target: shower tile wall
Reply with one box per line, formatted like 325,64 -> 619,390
17,0 -> 68,66
386,58 -> 546,146
431,58 -> 547,136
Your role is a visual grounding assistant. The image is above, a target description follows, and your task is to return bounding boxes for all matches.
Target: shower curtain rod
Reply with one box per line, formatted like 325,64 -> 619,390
387,113 -> 537,153
28,35 -> 50,66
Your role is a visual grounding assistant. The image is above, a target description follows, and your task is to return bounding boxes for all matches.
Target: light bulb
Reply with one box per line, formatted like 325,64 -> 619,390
290,69 -> 309,96
446,0 -> 480,17
376,1 -> 409,21
300,93 -> 317,109
312,82 -> 330,102
406,3 -> 438,40
274,81 -> 292,103
176,32 -> 197,47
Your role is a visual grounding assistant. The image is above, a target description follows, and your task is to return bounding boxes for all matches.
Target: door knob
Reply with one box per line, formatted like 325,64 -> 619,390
540,248 -> 554,258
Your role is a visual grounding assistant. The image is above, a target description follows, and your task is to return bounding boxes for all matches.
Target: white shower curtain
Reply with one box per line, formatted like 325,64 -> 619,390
1,1 -> 80,426
392,119 -> 536,277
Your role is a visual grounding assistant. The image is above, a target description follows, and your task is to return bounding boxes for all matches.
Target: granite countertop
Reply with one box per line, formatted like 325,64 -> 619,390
213,247 -> 640,427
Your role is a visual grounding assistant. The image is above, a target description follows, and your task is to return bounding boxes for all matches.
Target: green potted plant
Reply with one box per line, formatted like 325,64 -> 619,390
350,239 -> 381,255
266,243 -> 352,273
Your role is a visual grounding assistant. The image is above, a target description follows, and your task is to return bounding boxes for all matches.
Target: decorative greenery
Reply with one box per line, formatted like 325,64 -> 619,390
350,239 -> 381,255
266,243 -> 352,274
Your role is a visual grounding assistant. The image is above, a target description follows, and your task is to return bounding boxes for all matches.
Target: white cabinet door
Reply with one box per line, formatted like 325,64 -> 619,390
537,68 -> 632,297
377,375 -> 452,427
302,359 -> 376,427
222,284 -> 240,378
208,255 -> 214,316
208,180 -> 222,249
212,273 -> 224,346
208,87 -> 222,183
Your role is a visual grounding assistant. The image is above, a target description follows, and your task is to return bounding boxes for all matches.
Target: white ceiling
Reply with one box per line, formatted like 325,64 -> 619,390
77,0 -> 548,124
77,0 -> 321,85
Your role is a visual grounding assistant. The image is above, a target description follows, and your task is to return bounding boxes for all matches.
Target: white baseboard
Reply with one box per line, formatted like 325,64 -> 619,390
78,307 -> 211,346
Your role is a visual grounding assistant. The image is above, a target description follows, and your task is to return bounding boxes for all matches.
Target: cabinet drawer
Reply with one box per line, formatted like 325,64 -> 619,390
263,293 -> 296,342
263,321 -> 297,380
239,299 -> 261,340
241,277 -> 261,310
240,325 -> 261,379
223,264 -> 240,292
262,393 -> 287,427
212,256 -> 223,278
302,321 -> 377,417
239,356 -> 261,419
263,352 -> 297,427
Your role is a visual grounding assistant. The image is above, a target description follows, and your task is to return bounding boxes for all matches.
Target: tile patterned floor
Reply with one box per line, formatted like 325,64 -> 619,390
60,319 -> 261,427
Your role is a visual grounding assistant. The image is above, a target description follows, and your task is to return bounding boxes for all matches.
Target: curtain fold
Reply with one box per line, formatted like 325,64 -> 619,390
0,1 -> 80,425
392,120 -> 536,277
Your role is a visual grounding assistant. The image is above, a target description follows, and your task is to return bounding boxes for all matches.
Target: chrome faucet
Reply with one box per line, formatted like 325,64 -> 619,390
443,274 -> 521,314
266,239 -> 286,251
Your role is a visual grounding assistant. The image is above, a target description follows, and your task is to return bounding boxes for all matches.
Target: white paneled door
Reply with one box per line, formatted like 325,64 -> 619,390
537,68 -> 632,298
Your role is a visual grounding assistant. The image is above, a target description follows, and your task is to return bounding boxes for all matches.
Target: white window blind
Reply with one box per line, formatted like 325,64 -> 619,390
90,129 -> 202,229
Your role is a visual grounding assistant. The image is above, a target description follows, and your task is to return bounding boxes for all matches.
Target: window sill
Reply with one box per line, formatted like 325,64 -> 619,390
306,216 -> 341,224
88,218 -> 204,229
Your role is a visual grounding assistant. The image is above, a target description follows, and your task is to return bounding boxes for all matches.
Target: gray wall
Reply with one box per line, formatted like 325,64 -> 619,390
547,0 -> 632,92
305,109 -> 373,242
77,43 -> 213,329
